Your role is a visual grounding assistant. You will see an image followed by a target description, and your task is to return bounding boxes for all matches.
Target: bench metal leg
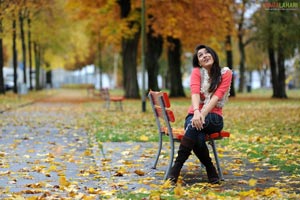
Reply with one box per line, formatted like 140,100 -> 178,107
105,100 -> 110,110
164,137 -> 175,180
210,140 -> 224,181
153,132 -> 163,170
119,101 -> 123,111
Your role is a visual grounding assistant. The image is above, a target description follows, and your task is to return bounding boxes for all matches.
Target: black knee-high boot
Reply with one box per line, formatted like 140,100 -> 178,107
193,144 -> 219,184
168,136 -> 194,183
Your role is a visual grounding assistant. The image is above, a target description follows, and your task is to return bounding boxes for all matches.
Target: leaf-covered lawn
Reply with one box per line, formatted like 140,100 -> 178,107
84,89 -> 300,199
1,88 -> 299,199
0,90 -> 54,112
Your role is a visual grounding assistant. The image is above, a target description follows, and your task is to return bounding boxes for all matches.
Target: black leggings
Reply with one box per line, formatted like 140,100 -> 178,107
184,113 -> 223,148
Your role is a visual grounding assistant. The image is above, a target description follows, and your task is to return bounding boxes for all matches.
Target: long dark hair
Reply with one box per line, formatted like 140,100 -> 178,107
192,44 -> 221,93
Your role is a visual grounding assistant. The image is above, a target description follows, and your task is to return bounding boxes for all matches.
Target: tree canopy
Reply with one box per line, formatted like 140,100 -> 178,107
0,0 -> 298,98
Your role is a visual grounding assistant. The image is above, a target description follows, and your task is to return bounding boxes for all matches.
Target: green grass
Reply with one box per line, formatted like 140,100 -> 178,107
87,88 -> 300,176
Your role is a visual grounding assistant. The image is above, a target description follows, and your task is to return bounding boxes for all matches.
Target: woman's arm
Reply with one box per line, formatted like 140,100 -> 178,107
200,95 -> 219,117
191,93 -> 201,111
192,94 -> 219,130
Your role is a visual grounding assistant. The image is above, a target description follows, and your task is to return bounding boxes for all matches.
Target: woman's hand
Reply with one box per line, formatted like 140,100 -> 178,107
191,110 -> 205,130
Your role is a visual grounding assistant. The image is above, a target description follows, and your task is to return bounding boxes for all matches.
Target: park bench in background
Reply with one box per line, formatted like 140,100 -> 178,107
86,84 -> 96,97
99,88 -> 124,111
148,90 -> 230,181
87,86 -> 124,111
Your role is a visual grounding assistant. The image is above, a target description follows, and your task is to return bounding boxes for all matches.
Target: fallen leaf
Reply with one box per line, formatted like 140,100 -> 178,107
248,178 -> 257,187
134,169 -> 145,176
59,175 -> 71,187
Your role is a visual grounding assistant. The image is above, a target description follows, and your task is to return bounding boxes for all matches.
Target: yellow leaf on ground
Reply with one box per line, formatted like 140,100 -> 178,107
84,149 -> 92,156
248,178 -> 257,187
174,184 -> 184,197
233,172 -> 243,176
160,179 -> 173,189
239,189 -> 257,197
134,169 -> 145,176
114,167 -> 126,176
83,195 -> 97,200
49,165 -> 57,171
149,191 -> 161,200
59,175 -> 70,187
263,187 -> 281,197
140,135 -> 149,141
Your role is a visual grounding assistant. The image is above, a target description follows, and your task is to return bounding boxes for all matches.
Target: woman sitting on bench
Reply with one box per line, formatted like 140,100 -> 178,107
168,44 -> 232,184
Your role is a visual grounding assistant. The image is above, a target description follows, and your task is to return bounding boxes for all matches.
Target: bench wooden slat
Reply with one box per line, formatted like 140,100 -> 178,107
160,127 -> 230,141
154,107 -> 175,122
149,91 -> 171,108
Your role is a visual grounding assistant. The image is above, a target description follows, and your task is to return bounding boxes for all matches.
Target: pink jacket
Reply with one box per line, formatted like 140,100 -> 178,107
188,67 -> 232,116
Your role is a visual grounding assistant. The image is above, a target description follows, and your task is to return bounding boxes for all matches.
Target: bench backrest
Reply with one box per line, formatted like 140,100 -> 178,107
100,88 -> 110,101
148,90 -> 179,142
148,91 -> 175,122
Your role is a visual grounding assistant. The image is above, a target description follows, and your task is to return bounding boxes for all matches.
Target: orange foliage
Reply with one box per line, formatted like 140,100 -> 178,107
65,0 -> 234,53
146,0 -> 234,51
65,0 -> 122,50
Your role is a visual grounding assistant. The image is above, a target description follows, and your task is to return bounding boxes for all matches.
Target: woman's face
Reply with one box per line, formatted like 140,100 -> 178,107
197,48 -> 214,69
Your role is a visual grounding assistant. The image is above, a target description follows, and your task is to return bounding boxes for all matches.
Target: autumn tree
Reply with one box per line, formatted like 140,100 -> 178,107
30,0 -> 78,89
27,10 -> 33,90
224,0 -> 236,97
0,1 -> 20,94
65,0 -> 122,89
19,5 -> 27,84
245,42 -> 266,90
234,0 -> 258,93
147,0 -> 232,97
64,0 -> 234,98
145,17 -> 163,92
0,0 -> 13,94
253,4 -> 300,98
0,0 -> 5,94
12,11 -> 18,93
117,0 -> 141,98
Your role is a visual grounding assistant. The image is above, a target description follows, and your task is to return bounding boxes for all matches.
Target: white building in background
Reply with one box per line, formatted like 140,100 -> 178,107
51,66 -> 270,90
52,65 -> 112,89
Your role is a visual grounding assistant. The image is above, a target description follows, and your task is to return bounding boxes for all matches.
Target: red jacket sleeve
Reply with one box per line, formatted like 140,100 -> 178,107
190,67 -> 201,94
214,69 -> 232,100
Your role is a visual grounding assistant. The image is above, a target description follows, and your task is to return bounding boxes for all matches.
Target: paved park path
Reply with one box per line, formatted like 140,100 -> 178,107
0,89 -> 299,199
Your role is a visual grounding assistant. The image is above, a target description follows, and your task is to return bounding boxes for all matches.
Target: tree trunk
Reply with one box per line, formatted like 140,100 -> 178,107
97,41 -> 103,89
27,15 -> 33,90
247,70 -> 252,93
12,18 -> 18,94
19,10 -> 27,84
238,33 -> 245,93
276,46 -> 287,98
268,47 -> 278,97
46,70 -> 52,88
259,64 -> 267,88
122,30 -> 140,98
34,42 -> 41,90
0,18 -> 4,94
167,36 -> 185,97
146,25 -> 163,91
225,35 -> 235,97
237,0 -> 247,93
118,0 -> 140,98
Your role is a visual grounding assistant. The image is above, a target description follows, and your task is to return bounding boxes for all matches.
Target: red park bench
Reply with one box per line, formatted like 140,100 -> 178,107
87,86 -> 124,111
148,90 -> 230,181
